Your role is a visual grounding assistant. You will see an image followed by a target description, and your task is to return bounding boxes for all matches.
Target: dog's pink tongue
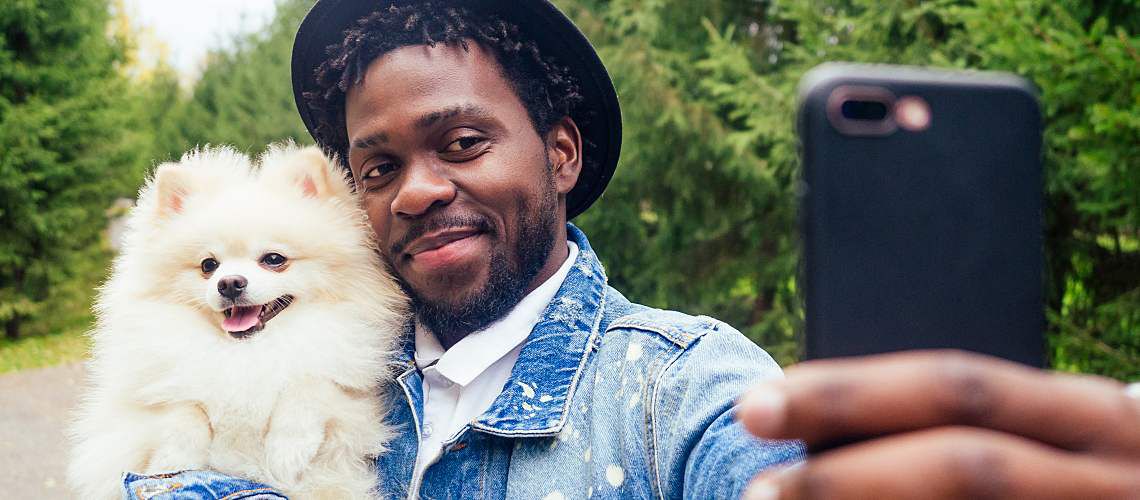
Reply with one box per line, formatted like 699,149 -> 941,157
223,306 -> 261,332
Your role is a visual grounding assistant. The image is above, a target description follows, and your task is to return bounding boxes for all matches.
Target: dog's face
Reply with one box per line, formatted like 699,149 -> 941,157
194,226 -> 302,339
127,145 -> 383,340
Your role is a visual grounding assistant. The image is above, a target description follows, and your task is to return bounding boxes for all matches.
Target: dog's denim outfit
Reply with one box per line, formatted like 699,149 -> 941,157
122,224 -> 804,499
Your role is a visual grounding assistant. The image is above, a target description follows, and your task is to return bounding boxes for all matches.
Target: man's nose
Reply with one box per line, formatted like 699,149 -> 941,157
391,161 -> 456,218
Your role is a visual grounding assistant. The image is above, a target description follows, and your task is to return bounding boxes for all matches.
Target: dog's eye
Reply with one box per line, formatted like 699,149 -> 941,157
200,258 -> 219,274
260,253 -> 287,268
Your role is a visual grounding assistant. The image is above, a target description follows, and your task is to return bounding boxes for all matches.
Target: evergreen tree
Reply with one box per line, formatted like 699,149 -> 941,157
154,0 -> 314,159
0,0 -> 144,340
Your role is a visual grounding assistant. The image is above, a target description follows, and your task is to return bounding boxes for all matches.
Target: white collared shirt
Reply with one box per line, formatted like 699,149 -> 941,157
412,240 -> 579,479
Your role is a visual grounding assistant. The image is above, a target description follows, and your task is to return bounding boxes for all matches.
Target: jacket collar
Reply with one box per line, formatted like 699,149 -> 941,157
389,224 -> 608,437
469,223 -> 608,436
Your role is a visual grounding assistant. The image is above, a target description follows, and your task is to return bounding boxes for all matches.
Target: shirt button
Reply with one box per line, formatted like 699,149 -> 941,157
439,378 -> 454,389
423,423 -> 434,438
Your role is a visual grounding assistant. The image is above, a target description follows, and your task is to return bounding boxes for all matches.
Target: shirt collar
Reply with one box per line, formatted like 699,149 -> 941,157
413,241 -> 580,387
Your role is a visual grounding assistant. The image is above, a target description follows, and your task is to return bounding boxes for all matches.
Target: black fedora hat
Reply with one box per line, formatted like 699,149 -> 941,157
291,0 -> 622,219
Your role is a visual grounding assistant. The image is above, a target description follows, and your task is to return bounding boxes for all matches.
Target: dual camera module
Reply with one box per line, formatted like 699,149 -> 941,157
827,86 -> 931,136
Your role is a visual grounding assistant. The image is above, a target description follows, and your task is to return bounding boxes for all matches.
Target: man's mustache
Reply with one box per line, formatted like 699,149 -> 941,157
389,212 -> 495,257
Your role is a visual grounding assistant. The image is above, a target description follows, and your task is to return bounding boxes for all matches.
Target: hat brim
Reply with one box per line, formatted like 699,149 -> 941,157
291,0 -> 621,220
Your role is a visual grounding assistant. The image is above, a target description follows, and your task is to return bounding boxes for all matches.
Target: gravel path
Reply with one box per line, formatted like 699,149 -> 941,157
0,363 -> 85,499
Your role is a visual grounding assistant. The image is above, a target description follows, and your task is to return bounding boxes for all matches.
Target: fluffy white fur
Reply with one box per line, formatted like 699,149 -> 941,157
68,144 -> 407,499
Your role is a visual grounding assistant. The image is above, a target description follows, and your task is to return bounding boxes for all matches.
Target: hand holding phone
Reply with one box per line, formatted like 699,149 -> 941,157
732,62 -> 1139,500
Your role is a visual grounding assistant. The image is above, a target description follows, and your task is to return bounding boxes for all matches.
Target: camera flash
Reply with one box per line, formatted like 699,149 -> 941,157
895,96 -> 931,131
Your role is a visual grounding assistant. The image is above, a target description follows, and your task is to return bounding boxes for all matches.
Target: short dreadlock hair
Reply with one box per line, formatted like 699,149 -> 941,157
306,3 -> 586,165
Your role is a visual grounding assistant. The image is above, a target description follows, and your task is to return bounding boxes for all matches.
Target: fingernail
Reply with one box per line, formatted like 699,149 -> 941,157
739,384 -> 787,437
1126,382 -> 1140,400
742,476 -> 780,500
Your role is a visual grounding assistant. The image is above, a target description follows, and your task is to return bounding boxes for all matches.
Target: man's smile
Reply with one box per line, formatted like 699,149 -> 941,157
404,228 -> 487,272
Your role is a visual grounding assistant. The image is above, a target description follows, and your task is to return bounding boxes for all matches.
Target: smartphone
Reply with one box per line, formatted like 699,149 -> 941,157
797,63 -> 1045,367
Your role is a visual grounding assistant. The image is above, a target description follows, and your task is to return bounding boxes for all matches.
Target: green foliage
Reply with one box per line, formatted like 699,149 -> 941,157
0,0 -> 147,340
566,0 -> 1139,378
0,325 -> 89,374
561,1 -> 804,365
150,0 -> 314,160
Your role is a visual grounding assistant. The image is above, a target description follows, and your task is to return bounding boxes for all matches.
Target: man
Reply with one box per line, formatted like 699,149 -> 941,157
127,1 -> 1140,498
295,3 -> 802,497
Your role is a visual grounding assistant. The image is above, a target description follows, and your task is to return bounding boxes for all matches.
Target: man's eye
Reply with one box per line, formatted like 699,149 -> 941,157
260,253 -> 288,268
362,162 -> 397,179
201,257 -> 219,274
444,136 -> 483,153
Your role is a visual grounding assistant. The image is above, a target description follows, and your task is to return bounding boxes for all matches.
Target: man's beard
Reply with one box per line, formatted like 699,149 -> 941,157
395,171 -> 558,348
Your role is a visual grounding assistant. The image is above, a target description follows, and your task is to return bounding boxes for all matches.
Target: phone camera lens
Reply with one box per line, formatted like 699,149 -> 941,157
840,100 -> 889,121
826,86 -> 897,136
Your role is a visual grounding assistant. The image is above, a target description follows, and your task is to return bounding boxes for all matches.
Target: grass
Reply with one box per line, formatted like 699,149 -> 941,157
0,330 -> 90,374
0,286 -> 97,374
0,243 -> 107,375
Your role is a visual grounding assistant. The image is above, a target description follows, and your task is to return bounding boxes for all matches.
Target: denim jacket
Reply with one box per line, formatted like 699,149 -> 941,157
123,224 -> 804,499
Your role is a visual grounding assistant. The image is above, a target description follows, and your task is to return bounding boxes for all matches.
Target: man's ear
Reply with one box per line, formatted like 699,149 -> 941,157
152,163 -> 189,217
546,116 -> 583,195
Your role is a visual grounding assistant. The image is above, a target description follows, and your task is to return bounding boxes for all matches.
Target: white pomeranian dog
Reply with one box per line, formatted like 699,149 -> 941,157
68,144 -> 407,499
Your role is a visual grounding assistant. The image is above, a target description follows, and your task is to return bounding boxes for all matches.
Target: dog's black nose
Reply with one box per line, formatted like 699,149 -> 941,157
217,275 -> 247,299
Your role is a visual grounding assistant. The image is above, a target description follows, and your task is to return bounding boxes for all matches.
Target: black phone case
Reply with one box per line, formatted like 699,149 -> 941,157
798,63 -> 1045,367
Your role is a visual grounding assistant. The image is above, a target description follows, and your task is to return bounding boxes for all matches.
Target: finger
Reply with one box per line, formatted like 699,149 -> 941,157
737,350 -> 1140,455
742,427 -> 1140,500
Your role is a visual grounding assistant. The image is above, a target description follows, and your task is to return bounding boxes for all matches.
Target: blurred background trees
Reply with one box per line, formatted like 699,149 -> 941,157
580,0 -> 1140,380
142,0 -> 313,159
572,0 -> 1140,379
1,0 -> 1136,379
0,0 -> 149,342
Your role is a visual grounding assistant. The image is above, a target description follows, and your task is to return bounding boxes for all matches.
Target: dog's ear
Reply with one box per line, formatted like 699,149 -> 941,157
293,146 -> 353,200
262,144 -> 354,201
152,163 -> 190,217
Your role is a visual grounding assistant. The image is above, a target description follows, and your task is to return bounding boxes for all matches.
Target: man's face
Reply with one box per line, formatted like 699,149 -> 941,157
344,42 -> 581,343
